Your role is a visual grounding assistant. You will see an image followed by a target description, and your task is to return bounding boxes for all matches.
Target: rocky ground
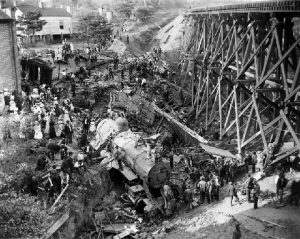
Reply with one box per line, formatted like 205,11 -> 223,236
158,172 -> 300,239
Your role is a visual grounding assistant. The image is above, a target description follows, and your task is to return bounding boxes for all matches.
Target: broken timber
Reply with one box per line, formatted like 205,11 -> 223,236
50,184 -> 69,210
153,104 -> 208,145
43,209 -> 70,239
153,104 -> 236,158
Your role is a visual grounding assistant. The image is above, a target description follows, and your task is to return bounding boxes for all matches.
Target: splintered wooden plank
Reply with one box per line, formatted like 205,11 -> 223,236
153,104 -> 208,144
50,184 -> 69,210
43,210 -> 70,239
271,147 -> 299,165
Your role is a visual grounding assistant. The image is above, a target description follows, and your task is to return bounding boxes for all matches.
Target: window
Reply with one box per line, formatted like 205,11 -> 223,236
59,20 -> 64,30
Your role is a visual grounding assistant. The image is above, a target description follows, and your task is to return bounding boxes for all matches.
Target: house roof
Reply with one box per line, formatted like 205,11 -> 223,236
0,9 -> 12,21
17,5 -> 72,17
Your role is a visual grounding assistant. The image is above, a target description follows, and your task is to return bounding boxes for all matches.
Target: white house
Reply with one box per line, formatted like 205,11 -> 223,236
15,5 -> 73,43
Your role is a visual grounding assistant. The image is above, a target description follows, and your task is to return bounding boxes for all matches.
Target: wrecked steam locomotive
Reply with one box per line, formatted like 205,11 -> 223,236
91,117 -> 171,189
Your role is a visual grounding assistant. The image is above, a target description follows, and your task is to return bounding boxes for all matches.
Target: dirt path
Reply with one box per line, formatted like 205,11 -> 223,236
162,176 -> 300,239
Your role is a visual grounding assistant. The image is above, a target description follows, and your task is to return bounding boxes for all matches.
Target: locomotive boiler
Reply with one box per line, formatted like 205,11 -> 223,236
92,117 -> 171,189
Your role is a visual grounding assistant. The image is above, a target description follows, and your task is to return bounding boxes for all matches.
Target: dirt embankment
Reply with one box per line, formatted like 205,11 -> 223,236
123,9 -> 181,55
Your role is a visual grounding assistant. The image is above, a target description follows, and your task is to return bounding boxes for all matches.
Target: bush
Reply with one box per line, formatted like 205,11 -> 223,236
0,192 -> 50,238
134,7 -> 154,22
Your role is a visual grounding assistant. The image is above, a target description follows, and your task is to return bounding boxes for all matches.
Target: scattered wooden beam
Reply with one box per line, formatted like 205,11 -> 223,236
245,215 -> 286,228
50,184 -> 69,210
153,104 -> 208,144
165,25 -> 174,33
43,210 -> 70,239
271,147 -> 299,165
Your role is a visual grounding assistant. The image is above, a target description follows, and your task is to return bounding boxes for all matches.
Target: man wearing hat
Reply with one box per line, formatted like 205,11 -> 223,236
197,176 -> 207,204
252,180 -> 260,209
61,151 -> 74,179
64,120 -> 73,144
4,89 -> 10,106
74,152 -> 86,175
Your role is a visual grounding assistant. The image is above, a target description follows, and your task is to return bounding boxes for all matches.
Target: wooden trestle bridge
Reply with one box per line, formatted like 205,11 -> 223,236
181,1 -> 300,166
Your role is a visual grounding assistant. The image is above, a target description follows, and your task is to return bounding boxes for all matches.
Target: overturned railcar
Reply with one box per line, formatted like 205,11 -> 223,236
91,117 -> 171,189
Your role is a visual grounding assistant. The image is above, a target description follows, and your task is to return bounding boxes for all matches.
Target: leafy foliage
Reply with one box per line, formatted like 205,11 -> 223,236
76,14 -> 112,46
115,0 -> 135,18
17,11 -> 47,37
0,192 -> 50,238
134,7 -> 154,22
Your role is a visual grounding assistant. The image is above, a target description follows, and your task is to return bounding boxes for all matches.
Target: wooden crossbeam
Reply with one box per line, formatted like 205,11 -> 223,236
241,105 -> 254,143
222,22 -> 254,71
206,20 -> 223,58
210,22 -> 237,65
223,100 -> 252,135
236,24 -> 277,80
252,94 -> 268,151
271,147 -> 299,165
241,26 -> 253,68
218,77 -> 223,139
241,115 -> 281,148
279,110 -> 300,150
221,90 -> 234,108
274,28 -> 289,95
225,24 -> 236,64
287,101 -> 300,106
234,86 -> 242,153
257,37 -> 300,88
250,27 -> 260,82
285,81 -> 300,102
256,88 -> 284,92
236,79 -> 257,83
208,91 -> 219,125
261,31 -> 275,77
290,58 -> 300,92
197,82 -> 219,116
223,96 -> 235,132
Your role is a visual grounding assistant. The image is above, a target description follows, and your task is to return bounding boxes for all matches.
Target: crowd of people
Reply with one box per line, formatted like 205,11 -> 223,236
3,38 -> 299,217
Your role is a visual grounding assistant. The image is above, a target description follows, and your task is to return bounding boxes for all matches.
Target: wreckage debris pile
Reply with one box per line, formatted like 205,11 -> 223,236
0,42 -> 273,239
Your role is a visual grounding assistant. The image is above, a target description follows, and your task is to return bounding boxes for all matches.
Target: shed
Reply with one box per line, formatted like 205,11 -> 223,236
27,58 -> 54,86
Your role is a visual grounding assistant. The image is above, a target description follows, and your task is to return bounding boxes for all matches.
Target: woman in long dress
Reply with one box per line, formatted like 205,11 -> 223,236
63,110 -> 71,124
44,113 -> 50,135
56,120 -> 65,138
49,118 -> 56,139
34,121 -> 43,140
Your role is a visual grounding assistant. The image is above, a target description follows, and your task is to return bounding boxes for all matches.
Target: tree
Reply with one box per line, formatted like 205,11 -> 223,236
115,0 -> 135,18
76,14 -> 112,47
18,11 -> 47,45
134,7 -> 154,22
